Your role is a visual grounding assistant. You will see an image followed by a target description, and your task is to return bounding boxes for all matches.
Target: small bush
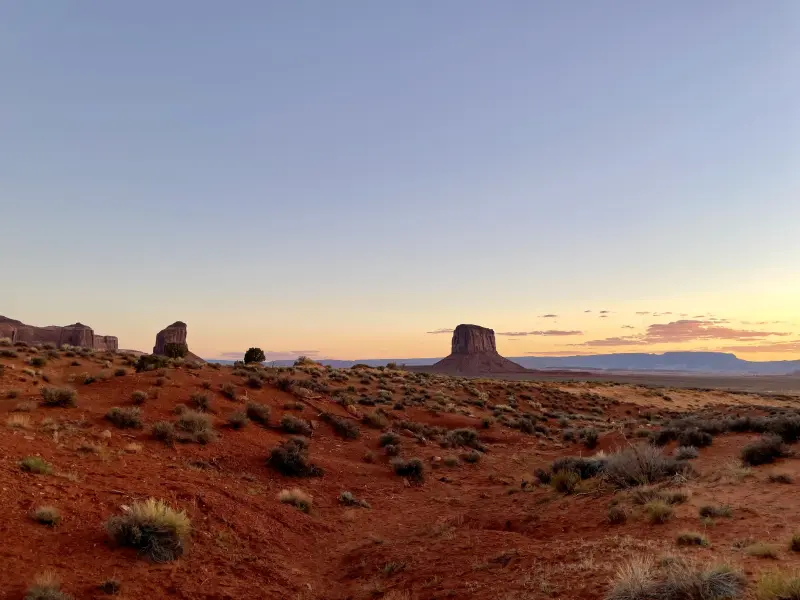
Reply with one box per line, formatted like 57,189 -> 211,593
30,356 -> 47,368
32,506 -> 61,527
580,428 -> 599,449
551,469 -> 581,494
391,457 -> 425,483
445,428 -> 482,449
163,343 -> 188,359
247,375 -> 263,389
362,411 -> 389,429
245,402 -> 271,425
176,410 -> 215,443
227,411 -> 249,429
190,393 -> 211,411
135,354 -> 169,373
98,579 -> 121,595
462,450 -> 482,464
384,444 -> 400,457
220,383 -> 237,400
741,435 -> 788,466
644,500 -> 674,524
281,414 -> 312,436
790,534 -> 800,552
339,491 -> 370,508
675,445 -> 699,460
278,488 -> 313,513
604,444 -> 686,488
321,413 -> 360,439
40,387 -> 77,408
699,505 -> 731,519
746,542 -> 780,559
607,505 -> 628,524
677,531 -> 710,547
25,572 -> 74,600
114,368 -> 127,377
130,390 -> 148,405
7,389 -> 21,399
106,498 -> 190,562
677,427 -> 713,448
20,456 -> 53,474
768,473 -> 793,484
379,431 -> 401,447
267,437 -> 323,477
756,570 -> 800,600
151,421 -> 176,444
106,407 -> 143,429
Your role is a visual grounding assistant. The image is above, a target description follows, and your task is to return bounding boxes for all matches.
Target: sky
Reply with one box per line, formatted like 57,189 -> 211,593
1,2 -> 799,361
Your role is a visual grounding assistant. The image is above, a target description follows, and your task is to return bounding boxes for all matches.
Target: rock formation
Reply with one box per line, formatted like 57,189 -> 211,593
0,316 -> 118,350
153,321 -> 188,355
430,324 -> 528,375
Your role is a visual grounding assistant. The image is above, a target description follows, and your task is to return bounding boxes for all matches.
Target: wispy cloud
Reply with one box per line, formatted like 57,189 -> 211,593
540,314 -> 558,318
652,312 -> 673,317
525,350 -> 595,356
621,325 -> 635,329
584,310 -> 592,313
575,320 -> 792,348
635,311 -> 651,315
719,340 -> 800,353
599,310 -> 610,314
497,330 -> 583,337
426,328 -> 454,334
599,315 -> 608,318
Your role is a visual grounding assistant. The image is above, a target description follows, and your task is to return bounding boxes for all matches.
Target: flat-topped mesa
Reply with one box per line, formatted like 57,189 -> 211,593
153,321 -> 188,356
0,316 -> 118,350
429,323 -> 529,375
451,324 -> 497,354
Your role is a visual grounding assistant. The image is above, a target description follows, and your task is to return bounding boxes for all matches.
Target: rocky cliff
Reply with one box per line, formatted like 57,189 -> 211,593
153,321 -> 188,355
0,316 -> 118,350
430,324 -> 528,375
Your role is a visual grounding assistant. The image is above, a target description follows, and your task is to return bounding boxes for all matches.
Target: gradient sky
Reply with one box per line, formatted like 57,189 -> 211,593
1,2 -> 799,361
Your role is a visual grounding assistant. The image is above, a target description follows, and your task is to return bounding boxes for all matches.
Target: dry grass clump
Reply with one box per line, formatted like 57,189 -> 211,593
32,506 -> 61,527
755,570 -> 800,599
280,414 -> 313,436
40,387 -> 77,408
676,531 -> 710,547
20,456 -> 53,474
220,383 -> 237,400
25,572 -> 74,600
151,421 -> 176,444
790,534 -> 800,553
130,390 -> 148,405
267,437 -> 323,477
675,446 -> 699,460
227,411 -> 249,429
644,500 -> 674,524
105,407 -> 143,429
699,505 -> 731,519
607,504 -> 628,525
339,491 -> 370,508
604,444 -> 688,488
606,557 -> 744,600
7,414 -> 32,429
746,542 -> 780,559
321,413 -> 360,439
245,402 -> 271,425
278,488 -> 313,513
189,392 -> 211,411
175,410 -> 216,444
552,470 -> 581,494
105,498 -> 190,562
767,473 -> 793,484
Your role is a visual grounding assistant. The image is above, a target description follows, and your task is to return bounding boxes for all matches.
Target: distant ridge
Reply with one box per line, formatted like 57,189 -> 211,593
209,351 -> 800,376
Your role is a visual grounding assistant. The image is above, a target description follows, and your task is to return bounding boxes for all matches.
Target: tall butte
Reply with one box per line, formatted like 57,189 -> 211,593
430,324 -> 528,375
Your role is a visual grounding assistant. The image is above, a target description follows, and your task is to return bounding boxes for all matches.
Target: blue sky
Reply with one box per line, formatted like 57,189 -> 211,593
1,2 -> 798,359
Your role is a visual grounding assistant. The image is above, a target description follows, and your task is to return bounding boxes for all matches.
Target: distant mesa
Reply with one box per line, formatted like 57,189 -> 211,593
152,321 -> 204,362
0,315 -> 118,351
429,324 -> 529,375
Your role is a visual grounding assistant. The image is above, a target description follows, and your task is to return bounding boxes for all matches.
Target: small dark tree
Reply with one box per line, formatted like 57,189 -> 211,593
164,343 -> 189,359
244,347 -> 266,364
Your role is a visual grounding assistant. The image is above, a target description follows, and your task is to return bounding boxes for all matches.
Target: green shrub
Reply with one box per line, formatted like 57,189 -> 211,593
176,410 -> 214,442
379,431 -> 401,447
135,354 -> 169,372
244,347 -> 266,364
106,498 -> 190,562
20,456 -> 52,474
163,343 -> 188,359
151,421 -> 176,444
321,413 -> 360,439
580,427 -> 599,449
40,387 -> 77,408
105,407 -> 143,429
30,356 -> 47,368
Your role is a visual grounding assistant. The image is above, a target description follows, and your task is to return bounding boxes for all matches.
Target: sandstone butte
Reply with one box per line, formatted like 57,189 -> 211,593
429,324 -> 529,375
0,316 -> 118,351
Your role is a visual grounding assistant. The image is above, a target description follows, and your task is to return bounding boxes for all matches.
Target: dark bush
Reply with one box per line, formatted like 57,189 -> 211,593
220,383 -> 237,400
320,413 -> 360,439
130,390 -> 148,405
151,421 -> 176,444
741,435 -> 788,466
267,437 -> 323,477
379,431 -> 401,447
677,428 -> 713,448
550,456 -> 606,480
281,414 -> 312,436
244,347 -> 266,364
247,375 -> 263,389
135,354 -> 169,373
190,393 -> 211,411
580,428 -> 599,449
391,457 -> 425,483
163,343 -> 188,359
227,411 -> 249,429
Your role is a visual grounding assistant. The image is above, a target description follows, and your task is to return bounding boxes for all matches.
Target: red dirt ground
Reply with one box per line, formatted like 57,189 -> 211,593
2,348 -> 800,599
